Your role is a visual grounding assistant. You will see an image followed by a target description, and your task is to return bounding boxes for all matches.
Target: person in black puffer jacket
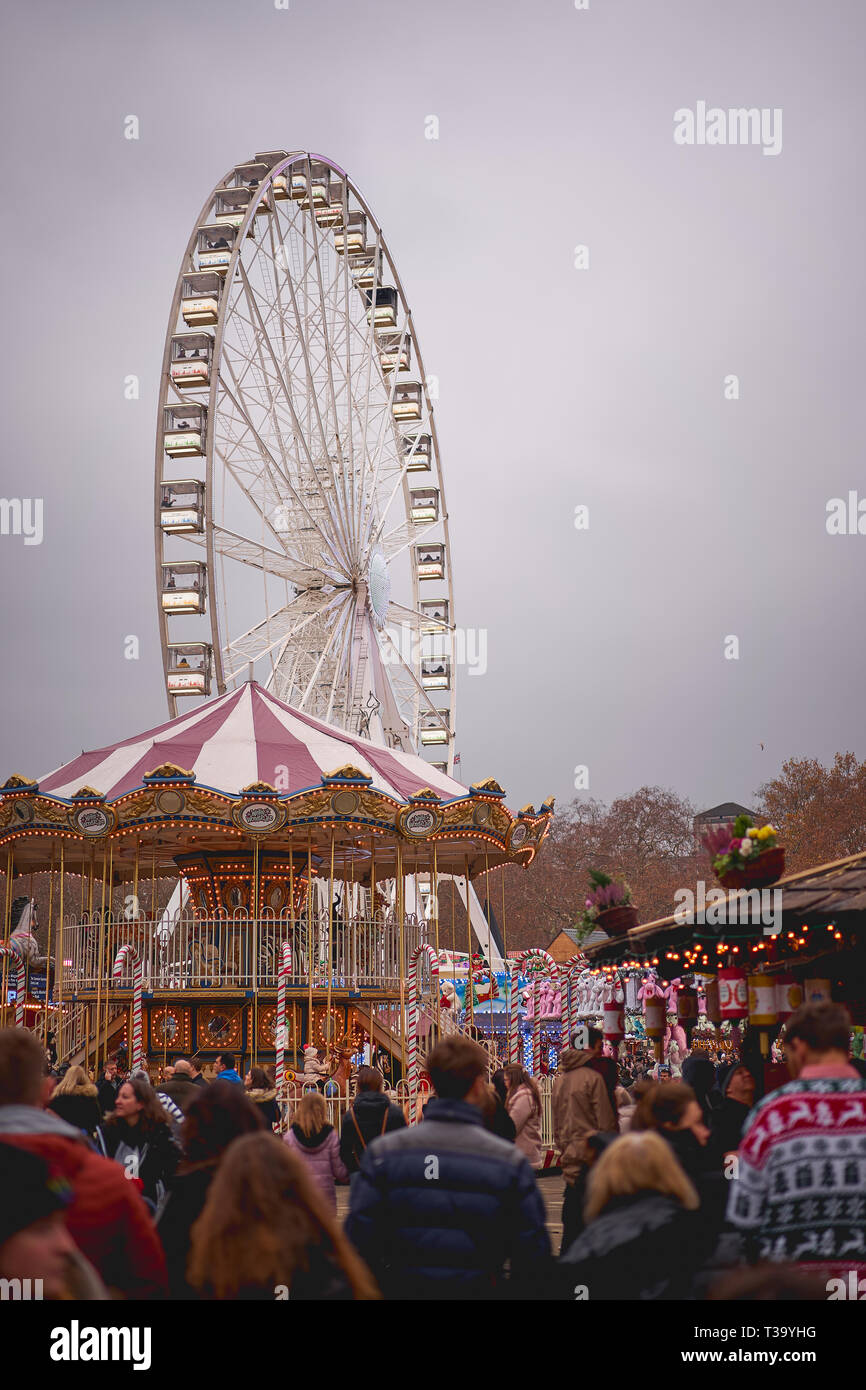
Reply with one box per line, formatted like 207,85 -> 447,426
339,1067 -> 406,1180
680,1053 -> 717,1123
631,1080 -> 728,1261
559,1130 -> 704,1299
707,1062 -> 756,1162
48,1066 -> 101,1138
346,1037 -> 551,1301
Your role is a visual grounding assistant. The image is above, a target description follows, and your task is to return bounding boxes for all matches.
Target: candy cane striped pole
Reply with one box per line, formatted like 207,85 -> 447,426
408,944 -> 439,1104
517,949 -> 558,1075
0,946 -> 26,1028
275,942 -> 292,1090
112,944 -> 143,1071
506,960 -> 520,1063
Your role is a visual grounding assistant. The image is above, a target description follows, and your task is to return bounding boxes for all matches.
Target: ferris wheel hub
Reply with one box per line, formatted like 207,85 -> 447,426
367,547 -> 391,629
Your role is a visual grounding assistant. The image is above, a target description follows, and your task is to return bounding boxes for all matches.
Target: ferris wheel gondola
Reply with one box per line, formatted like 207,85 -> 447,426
156,151 -> 456,772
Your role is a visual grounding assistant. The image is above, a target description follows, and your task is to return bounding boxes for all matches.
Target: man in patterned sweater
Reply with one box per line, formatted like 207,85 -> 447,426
727,1002 -> 866,1281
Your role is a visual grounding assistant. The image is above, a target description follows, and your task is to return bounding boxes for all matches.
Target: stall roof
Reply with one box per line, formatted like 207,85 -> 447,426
583,849 -> 866,964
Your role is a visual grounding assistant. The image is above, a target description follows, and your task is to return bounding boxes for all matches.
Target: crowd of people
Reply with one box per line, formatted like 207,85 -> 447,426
0,999 -> 863,1301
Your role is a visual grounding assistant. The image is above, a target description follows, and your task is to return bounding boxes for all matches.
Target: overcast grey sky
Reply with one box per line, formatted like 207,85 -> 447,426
1,0 -> 863,815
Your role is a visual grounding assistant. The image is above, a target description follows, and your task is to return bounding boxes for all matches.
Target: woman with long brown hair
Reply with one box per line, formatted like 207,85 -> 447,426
157,1081 -> 265,1299
244,1064 -> 280,1128
188,1132 -> 379,1300
502,1064 -> 543,1167
97,1075 -> 181,1211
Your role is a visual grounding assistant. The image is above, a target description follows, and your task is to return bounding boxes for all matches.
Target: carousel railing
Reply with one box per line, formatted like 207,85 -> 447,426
61,909 -> 425,994
270,1072 -> 557,1149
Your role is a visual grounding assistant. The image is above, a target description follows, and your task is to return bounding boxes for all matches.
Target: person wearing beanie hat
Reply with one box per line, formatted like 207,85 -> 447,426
680,1053 -> 717,1122
0,1145 -> 106,1299
708,1062 -> 756,1160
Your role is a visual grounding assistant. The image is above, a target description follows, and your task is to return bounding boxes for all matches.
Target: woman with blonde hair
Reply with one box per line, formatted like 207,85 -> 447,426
282,1091 -> 348,1211
188,1132 -> 379,1300
558,1131 -> 703,1299
48,1064 -> 101,1137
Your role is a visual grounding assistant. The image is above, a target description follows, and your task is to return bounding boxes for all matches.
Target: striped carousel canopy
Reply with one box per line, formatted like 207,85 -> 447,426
38,680 -> 469,805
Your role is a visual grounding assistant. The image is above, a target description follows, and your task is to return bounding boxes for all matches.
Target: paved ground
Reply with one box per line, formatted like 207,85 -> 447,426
337,1173 -> 565,1251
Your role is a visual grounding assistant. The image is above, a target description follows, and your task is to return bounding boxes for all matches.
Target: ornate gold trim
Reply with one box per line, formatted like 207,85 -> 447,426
143,763 -> 196,782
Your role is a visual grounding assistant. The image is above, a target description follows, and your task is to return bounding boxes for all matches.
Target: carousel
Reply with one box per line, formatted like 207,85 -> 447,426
0,680 -> 552,1092
1,147 -> 554,1094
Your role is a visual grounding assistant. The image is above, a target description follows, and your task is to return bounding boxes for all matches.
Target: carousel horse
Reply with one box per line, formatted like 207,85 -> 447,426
189,935 -> 224,988
7,897 -> 38,961
323,1044 -> 353,1098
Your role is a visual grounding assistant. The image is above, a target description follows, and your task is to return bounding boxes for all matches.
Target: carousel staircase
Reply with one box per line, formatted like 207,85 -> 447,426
65,1005 -> 126,1069
365,1009 -> 406,1079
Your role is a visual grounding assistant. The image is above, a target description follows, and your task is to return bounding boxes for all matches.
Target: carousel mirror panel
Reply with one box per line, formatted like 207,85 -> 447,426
196,1004 -> 242,1050
149,1005 -> 191,1053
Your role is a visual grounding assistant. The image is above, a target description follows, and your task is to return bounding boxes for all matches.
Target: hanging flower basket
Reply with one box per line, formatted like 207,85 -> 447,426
596,904 -> 640,937
577,869 -> 636,939
702,813 -> 785,891
718,845 -> 786,890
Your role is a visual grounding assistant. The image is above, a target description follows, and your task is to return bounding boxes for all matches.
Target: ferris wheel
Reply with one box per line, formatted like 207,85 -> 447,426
155,151 -> 456,773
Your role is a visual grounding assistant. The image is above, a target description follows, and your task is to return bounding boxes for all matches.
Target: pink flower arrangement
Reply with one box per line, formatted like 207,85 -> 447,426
578,869 -> 633,935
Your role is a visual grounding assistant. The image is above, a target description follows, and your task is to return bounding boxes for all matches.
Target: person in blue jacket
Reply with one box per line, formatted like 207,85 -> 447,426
214,1053 -> 244,1086
346,1036 -> 551,1300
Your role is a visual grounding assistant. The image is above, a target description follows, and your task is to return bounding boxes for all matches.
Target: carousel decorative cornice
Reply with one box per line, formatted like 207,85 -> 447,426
240,780 -> 280,797
407,787 -> 442,803
322,765 -> 373,784
470,778 -> 506,797
1,775 -> 39,793
70,786 -> 106,802
143,764 -> 196,783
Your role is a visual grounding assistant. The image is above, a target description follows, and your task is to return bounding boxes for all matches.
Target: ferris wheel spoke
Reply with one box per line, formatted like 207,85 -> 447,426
233,270 -> 296,479
378,626 -> 449,726
235,257 -> 335,492
323,599 -> 358,725
338,201 -> 358,563
306,197 -> 355,536
223,589 -> 344,674
218,369 -> 348,576
247,227 -> 350,536
352,227 -> 385,556
386,598 -> 449,631
376,517 -> 440,563
294,595 -> 354,712
356,330 -> 416,563
207,523 -> 340,588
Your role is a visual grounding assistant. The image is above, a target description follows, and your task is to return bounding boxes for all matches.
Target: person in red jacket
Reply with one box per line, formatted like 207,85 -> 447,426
0,1027 -> 167,1299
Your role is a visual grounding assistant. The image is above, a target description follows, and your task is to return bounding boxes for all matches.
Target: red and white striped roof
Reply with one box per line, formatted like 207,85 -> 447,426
39,681 -> 470,805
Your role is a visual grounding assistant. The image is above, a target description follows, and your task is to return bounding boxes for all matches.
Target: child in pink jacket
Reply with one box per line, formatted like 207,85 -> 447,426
283,1092 -> 348,1212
